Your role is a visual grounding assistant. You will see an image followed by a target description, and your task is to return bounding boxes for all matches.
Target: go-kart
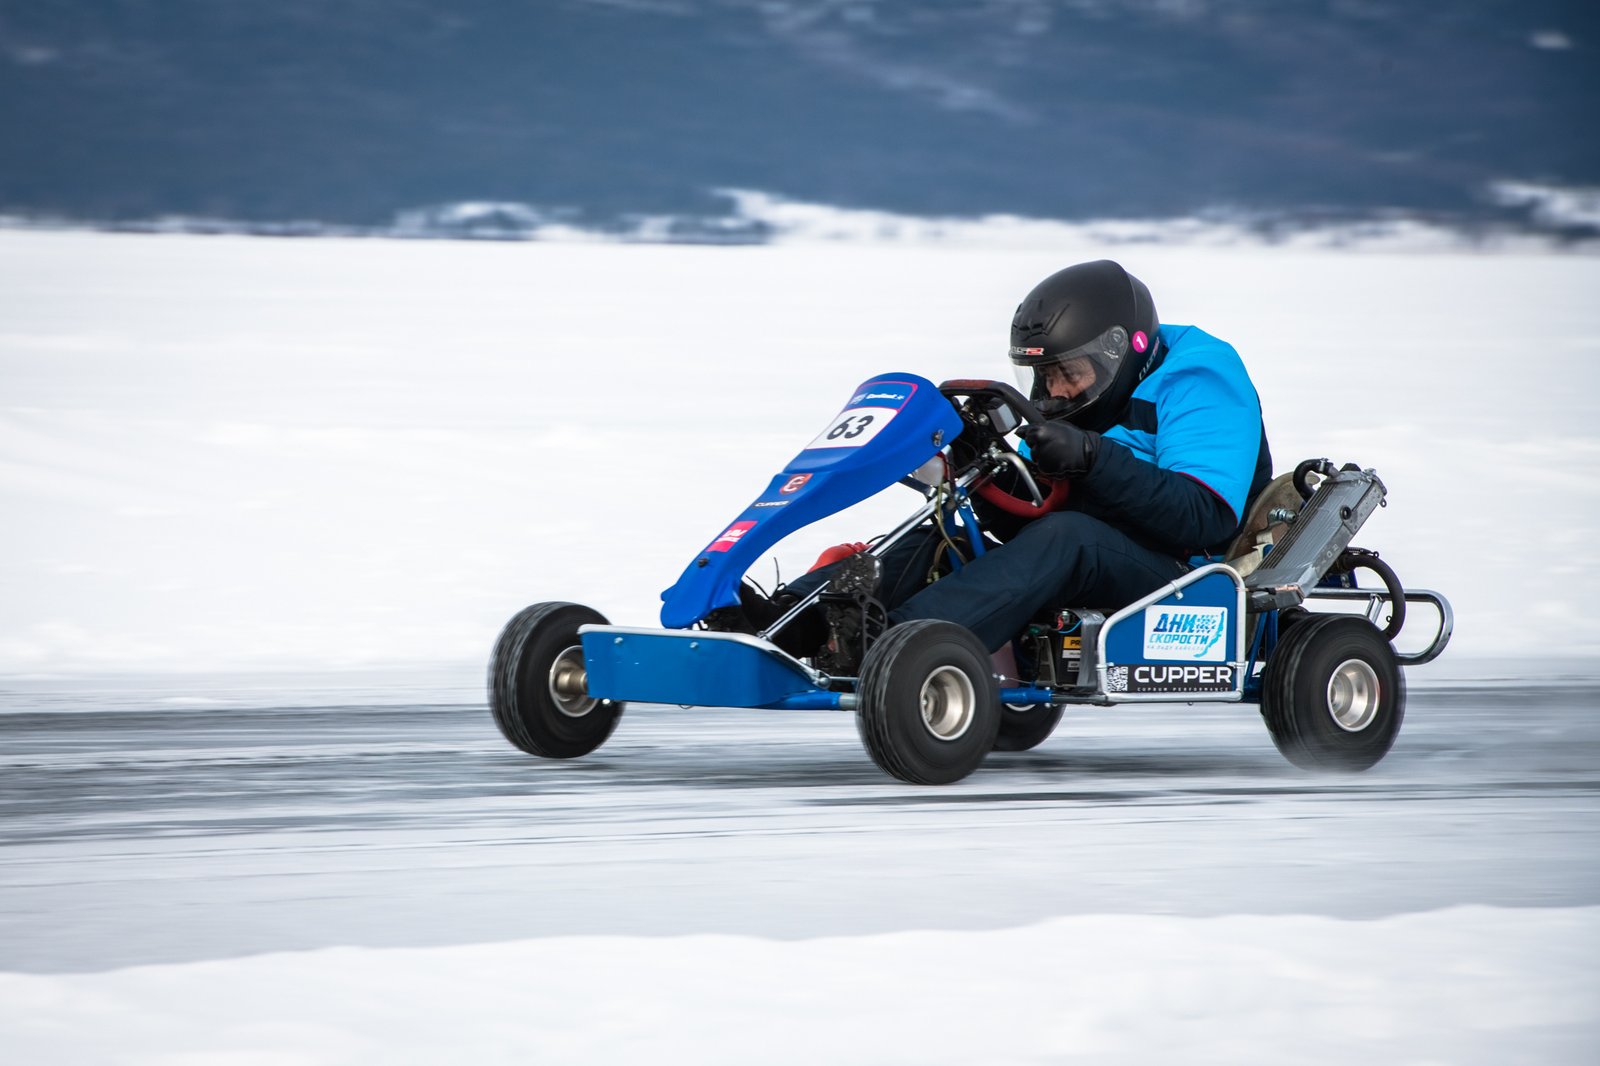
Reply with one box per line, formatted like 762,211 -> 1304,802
489,372 -> 1453,784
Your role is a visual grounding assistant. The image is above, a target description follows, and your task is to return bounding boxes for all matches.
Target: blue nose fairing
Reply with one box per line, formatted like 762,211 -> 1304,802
658,373 -> 962,629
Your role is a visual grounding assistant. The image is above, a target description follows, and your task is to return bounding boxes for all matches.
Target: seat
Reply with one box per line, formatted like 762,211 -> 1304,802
1222,472 -> 1304,577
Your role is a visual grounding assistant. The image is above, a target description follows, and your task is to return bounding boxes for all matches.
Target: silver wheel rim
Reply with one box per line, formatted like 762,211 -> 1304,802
921,665 -> 976,741
548,645 -> 597,718
1327,658 -> 1380,732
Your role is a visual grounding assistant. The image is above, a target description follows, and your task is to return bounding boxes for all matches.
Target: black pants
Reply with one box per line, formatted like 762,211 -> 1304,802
789,511 -> 1187,652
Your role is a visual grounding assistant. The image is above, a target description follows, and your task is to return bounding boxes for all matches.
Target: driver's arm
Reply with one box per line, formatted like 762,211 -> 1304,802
1070,442 -> 1240,556
1070,356 -> 1263,557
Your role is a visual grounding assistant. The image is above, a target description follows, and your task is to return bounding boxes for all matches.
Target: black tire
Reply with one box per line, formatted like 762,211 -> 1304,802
993,702 -> 1064,752
1275,605 -> 1311,639
488,602 -> 624,759
1260,614 -> 1404,772
855,620 -> 1000,785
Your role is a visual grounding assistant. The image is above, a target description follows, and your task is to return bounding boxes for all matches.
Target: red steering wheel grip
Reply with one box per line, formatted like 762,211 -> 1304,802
976,477 -> 1071,518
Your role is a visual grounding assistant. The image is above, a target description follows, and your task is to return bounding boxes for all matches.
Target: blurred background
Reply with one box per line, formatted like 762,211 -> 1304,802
1,0 -> 1596,241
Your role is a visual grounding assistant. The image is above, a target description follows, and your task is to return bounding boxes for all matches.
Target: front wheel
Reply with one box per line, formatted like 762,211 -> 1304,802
993,703 -> 1064,752
1260,614 -> 1404,771
856,620 -> 1000,785
489,602 -> 624,759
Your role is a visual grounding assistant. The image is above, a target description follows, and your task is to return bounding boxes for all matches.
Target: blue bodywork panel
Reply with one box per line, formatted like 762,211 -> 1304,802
582,627 -> 823,708
658,373 -> 962,629
582,626 -> 1070,711
1101,566 -> 1246,697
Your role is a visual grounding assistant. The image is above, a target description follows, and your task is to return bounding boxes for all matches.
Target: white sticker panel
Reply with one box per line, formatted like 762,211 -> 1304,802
1142,605 -> 1228,662
806,406 -> 899,450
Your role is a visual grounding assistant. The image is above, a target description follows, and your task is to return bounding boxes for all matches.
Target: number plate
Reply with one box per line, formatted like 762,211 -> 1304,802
806,406 -> 898,449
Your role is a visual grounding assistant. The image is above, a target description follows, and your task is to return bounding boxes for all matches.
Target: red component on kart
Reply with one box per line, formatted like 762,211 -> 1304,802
976,477 -> 1071,518
809,541 -> 871,572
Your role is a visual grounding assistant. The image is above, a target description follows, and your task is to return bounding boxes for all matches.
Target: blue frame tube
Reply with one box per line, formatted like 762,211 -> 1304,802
760,691 -> 847,710
764,688 -> 1060,710
999,686 -> 1057,704
1241,613 -> 1270,700
956,499 -> 986,557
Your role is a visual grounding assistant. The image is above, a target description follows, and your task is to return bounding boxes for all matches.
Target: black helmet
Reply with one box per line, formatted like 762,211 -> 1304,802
1008,260 -> 1160,432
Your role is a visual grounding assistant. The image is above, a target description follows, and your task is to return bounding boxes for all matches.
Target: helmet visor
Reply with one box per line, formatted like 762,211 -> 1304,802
1009,324 -> 1130,418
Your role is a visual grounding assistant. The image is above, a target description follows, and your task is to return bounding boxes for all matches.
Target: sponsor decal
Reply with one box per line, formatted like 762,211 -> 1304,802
850,385 -> 914,407
706,520 -> 757,553
1010,346 -> 1045,357
1143,605 -> 1227,662
1108,664 -> 1236,694
779,473 -> 812,495
751,500 -> 788,508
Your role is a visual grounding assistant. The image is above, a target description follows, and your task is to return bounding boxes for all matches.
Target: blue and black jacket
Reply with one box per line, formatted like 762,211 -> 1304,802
1068,324 -> 1272,559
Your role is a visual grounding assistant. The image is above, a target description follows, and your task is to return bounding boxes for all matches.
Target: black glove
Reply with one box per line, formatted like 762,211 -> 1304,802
1019,421 -> 1100,479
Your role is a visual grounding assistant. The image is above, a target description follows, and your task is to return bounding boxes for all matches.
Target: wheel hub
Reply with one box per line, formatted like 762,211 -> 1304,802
548,645 -> 597,718
1327,657 -> 1380,732
920,665 -> 976,741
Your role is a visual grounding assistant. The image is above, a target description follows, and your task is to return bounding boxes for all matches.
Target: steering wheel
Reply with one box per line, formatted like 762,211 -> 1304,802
938,379 -> 1071,519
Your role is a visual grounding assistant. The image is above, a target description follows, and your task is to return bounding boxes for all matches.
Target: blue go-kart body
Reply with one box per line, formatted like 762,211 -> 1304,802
491,371 -> 1453,783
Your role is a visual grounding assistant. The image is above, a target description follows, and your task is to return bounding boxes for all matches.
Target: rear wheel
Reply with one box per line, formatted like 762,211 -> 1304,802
993,703 -> 1064,752
856,620 -> 1000,784
489,602 -> 624,759
1260,614 -> 1403,771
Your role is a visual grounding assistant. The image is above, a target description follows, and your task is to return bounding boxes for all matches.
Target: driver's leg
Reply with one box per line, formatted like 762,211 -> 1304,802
887,511 -> 1186,651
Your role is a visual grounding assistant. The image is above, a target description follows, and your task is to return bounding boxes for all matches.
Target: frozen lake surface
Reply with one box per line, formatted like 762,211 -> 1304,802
4,673 -> 1596,974
4,231 -> 1599,678
2,230 -> 1597,1060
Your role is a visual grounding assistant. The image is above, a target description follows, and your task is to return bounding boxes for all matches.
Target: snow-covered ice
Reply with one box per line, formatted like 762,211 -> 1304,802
3,907 -> 1595,1065
2,228 -> 1596,675
2,229 -> 1597,1062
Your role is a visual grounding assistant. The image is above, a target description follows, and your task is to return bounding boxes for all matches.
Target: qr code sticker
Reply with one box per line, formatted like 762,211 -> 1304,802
1106,666 -> 1129,692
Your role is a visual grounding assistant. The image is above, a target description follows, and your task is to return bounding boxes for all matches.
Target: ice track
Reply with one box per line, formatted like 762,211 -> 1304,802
2,677 -> 1598,973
